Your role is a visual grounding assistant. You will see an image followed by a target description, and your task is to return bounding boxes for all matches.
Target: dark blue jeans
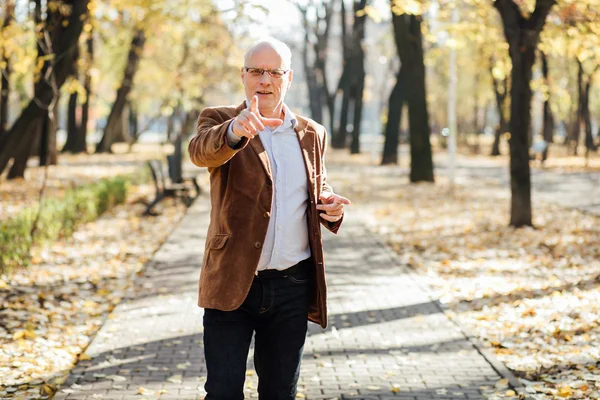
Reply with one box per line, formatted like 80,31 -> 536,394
203,264 -> 310,400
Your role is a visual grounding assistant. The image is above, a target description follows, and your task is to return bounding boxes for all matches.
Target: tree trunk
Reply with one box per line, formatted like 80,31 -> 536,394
63,91 -> 79,152
6,122 -> 40,179
0,0 -> 89,177
540,51 -> 554,161
406,16 -> 434,182
76,23 -> 94,154
332,0 -> 351,150
490,59 -> 509,156
39,99 -> 58,166
392,11 -> 434,182
333,88 -> 350,148
332,0 -> 366,151
63,45 -> 81,153
568,59 -> 584,155
298,5 -> 323,123
495,0 -> 555,227
381,67 -> 406,165
583,75 -> 597,154
0,0 -> 14,137
348,0 -> 367,155
129,101 -> 138,143
96,29 -> 145,153
313,1 -> 335,135
350,77 -> 364,154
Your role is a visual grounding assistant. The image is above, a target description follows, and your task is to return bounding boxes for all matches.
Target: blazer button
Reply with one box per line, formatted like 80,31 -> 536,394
263,212 -> 270,218
254,242 -> 262,249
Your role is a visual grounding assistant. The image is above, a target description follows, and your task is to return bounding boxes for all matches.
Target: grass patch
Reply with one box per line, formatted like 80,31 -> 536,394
0,173 -> 143,274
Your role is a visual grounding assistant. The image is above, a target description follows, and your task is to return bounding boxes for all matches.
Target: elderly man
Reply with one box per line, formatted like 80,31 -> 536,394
188,37 -> 350,400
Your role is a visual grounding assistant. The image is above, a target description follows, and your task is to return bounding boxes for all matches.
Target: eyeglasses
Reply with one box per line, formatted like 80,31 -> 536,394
244,67 -> 289,79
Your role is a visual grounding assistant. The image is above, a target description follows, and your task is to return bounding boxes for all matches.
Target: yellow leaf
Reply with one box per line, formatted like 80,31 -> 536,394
506,389 -> 516,396
79,353 -> 91,361
495,378 -> 509,389
41,383 -> 57,396
13,330 -> 36,340
557,385 -> 573,397
295,393 -> 306,399
0,279 -> 9,289
138,387 -> 154,395
392,386 -> 401,393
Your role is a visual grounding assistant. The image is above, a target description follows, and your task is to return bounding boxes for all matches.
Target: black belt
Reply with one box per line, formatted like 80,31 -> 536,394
256,258 -> 311,279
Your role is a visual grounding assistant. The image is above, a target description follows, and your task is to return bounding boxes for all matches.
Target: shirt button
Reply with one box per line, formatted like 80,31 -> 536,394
263,212 -> 270,218
254,242 -> 262,249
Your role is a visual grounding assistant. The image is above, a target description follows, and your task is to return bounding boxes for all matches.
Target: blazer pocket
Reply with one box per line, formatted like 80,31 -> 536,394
203,234 -> 231,271
208,234 -> 230,250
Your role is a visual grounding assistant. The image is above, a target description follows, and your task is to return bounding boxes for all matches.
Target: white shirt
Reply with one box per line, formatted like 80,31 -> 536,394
227,103 -> 310,271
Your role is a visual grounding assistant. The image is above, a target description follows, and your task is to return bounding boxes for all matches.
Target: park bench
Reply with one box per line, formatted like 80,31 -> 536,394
143,159 -> 194,216
166,154 -> 201,197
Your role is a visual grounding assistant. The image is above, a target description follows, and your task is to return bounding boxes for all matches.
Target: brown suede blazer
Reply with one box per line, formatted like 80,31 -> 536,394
188,102 -> 342,328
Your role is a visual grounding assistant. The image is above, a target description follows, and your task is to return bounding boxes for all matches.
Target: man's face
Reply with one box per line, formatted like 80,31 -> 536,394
241,45 -> 293,116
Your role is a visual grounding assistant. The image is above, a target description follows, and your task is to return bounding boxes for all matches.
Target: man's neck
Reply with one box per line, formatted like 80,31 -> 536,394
259,104 -> 284,120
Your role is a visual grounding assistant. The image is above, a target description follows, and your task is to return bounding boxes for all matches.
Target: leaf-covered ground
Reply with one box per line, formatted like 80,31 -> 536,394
0,184 -> 188,399
0,144 -> 167,221
0,148 -> 193,399
326,148 -> 600,400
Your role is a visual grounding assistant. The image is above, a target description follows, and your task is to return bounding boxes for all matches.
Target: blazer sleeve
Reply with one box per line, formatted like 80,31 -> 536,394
188,107 -> 250,168
318,129 -> 344,234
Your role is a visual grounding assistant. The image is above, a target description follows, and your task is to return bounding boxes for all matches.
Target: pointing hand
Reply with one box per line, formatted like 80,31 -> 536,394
231,96 -> 283,139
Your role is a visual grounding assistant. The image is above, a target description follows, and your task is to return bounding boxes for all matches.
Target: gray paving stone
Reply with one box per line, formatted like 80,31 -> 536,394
53,173 -> 513,400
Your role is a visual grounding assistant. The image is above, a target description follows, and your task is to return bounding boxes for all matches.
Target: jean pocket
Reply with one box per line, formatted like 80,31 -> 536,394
287,274 -> 310,284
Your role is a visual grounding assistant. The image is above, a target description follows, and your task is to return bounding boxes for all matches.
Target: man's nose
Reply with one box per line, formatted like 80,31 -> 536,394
258,71 -> 271,83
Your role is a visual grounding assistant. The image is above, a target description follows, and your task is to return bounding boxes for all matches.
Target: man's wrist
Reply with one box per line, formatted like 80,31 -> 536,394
226,121 -> 242,148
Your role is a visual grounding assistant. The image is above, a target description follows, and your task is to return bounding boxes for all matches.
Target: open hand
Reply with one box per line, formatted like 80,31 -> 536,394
231,96 -> 283,139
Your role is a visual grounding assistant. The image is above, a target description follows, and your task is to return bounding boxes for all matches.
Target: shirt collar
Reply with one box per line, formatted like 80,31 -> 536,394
244,100 -> 297,131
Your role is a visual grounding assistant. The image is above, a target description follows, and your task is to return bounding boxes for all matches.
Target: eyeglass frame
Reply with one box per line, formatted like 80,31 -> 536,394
243,67 -> 290,79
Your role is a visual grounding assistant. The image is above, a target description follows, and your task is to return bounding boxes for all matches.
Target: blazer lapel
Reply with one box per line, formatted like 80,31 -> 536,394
294,116 -> 316,187
249,137 -> 272,178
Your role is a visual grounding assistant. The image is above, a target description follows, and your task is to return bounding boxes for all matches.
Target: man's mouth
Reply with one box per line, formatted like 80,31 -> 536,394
256,91 -> 272,95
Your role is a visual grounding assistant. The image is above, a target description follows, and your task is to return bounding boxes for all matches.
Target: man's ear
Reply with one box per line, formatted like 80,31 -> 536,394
287,69 -> 294,88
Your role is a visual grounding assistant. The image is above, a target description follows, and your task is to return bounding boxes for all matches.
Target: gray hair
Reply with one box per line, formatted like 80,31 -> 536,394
244,37 -> 292,69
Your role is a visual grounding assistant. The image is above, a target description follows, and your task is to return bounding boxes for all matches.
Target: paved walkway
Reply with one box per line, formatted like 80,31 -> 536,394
53,190 -> 513,400
439,155 -> 600,216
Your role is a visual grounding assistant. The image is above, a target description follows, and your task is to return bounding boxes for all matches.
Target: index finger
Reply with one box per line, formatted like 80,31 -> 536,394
250,95 -> 259,114
333,195 -> 351,205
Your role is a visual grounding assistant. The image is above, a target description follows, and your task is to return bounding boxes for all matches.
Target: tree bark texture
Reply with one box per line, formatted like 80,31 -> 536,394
540,51 -> 554,161
298,5 -> 323,123
567,59 -> 584,155
495,0 -> 555,227
0,0 -> 89,177
381,7 -> 412,166
381,67 -> 406,165
0,0 -> 15,137
77,25 -> 94,153
332,0 -> 366,152
490,58 -> 509,156
63,45 -> 80,153
393,12 -> 434,182
96,29 -> 145,153
583,65 -> 598,154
